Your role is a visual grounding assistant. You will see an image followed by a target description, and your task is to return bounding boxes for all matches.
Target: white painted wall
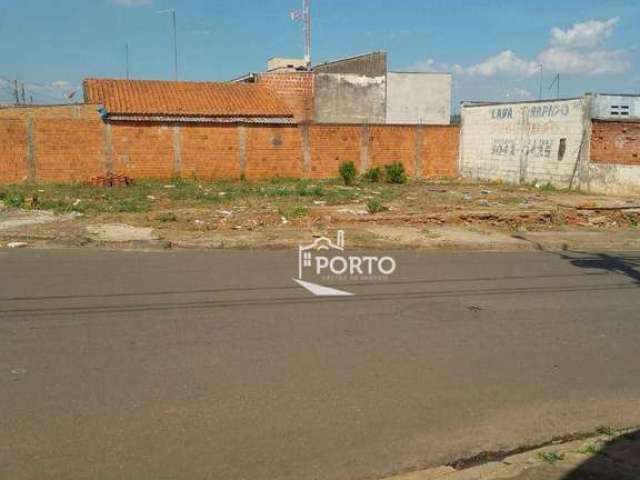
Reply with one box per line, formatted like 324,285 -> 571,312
386,72 -> 451,125
460,98 -> 588,187
587,163 -> 640,195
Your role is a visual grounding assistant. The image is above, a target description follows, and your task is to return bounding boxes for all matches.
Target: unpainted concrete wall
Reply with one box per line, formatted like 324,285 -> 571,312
591,94 -> 640,121
460,98 -> 588,188
314,73 -> 386,124
314,52 -> 386,78
386,72 -> 451,125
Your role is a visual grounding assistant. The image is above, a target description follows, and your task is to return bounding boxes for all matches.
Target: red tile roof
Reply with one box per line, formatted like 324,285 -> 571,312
83,78 -> 293,119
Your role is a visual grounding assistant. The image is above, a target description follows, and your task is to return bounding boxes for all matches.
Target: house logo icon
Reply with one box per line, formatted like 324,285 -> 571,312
293,230 -> 397,297
298,230 -> 345,279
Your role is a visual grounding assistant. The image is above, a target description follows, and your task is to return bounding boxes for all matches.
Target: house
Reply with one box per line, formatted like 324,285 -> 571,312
83,78 -> 295,124
233,51 -> 452,125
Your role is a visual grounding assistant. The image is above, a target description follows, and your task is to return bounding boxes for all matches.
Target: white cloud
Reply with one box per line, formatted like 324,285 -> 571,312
537,47 -> 629,75
550,17 -> 619,48
51,80 -> 71,90
504,88 -> 533,99
408,58 -> 463,74
409,17 -> 629,78
465,50 -> 538,77
111,0 -> 151,6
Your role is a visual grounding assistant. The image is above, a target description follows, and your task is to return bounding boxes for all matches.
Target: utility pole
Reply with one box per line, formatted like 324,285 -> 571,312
126,43 -> 130,79
538,64 -> 543,100
304,0 -> 311,70
157,9 -> 178,80
549,74 -> 560,99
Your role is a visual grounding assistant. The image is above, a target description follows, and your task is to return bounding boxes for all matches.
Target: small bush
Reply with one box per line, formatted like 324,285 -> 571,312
6,193 -> 25,208
366,198 -> 385,214
297,182 -> 324,197
384,162 -> 407,184
280,205 -> 308,219
339,161 -> 357,186
537,451 -> 565,465
363,167 -> 382,183
155,212 -> 178,222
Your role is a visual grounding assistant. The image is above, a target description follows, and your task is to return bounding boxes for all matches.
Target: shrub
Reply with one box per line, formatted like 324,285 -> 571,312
155,212 -> 178,222
366,198 -> 385,214
363,167 -> 382,183
6,193 -> 25,209
339,161 -> 357,186
384,162 -> 407,184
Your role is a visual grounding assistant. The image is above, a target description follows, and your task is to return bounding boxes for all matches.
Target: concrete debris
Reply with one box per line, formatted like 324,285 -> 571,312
6,241 -> 28,248
86,224 -> 159,242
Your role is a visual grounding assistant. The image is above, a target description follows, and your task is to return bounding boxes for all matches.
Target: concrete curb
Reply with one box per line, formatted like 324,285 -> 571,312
383,428 -> 639,480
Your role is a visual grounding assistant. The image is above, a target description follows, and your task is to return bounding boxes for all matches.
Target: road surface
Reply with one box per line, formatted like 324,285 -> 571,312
1,248 -> 640,480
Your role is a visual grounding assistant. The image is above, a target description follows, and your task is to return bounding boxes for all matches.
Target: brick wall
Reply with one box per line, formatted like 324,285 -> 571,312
244,125 -> 303,180
256,72 -> 313,122
110,123 -> 175,179
590,120 -> 640,166
181,124 -> 240,180
368,126 -> 416,176
36,119 -> 104,181
308,125 -> 361,179
0,104 -> 100,120
0,117 -> 460,183
422,126 -> 459,177
0,119 -> 28,183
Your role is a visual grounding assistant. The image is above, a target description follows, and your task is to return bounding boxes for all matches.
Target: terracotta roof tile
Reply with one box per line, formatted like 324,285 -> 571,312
83,78 -> 293,119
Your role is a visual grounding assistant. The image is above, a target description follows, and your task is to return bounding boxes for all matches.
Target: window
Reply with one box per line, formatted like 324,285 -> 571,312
610,105 -> 630,117
558,138 -> 567,161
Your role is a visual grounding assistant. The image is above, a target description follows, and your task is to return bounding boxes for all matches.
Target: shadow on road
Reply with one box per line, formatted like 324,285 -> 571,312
557,251 -> 640,285
562,430 -> 640,480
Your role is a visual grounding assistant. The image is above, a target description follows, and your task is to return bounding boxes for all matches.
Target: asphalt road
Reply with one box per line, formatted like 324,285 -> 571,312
1,248 -> 640,480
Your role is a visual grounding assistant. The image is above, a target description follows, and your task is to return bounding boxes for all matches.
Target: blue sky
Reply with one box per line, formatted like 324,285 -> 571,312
0,0 -> 638,106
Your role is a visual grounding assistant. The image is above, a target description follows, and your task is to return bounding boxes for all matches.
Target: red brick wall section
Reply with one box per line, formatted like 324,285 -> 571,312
590,120 -> 640,166
0,120 -> 28,182
368,126 -> 416,176
35,119 -> 104,181
181,125 -> 240,180
422,126 -> 459,178
0,104 -> 100,120
308,125 -> 361,179
257,73 -> 313,122
111,123 -> 175,179
0,119 -> 460,183
244,125 -> 303,180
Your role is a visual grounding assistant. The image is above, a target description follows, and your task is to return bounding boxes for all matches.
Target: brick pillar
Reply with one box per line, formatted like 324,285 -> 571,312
26,115 -> 37,182
172,125 -> 182,178
301,123 -> 312,177
238,125 -> 247,178
414,124 -> 424,179
360,124 -> 370,173
102,122 -> 113,174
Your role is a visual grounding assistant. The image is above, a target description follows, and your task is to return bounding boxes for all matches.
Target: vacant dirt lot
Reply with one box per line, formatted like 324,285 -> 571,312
1,178 -> 639,251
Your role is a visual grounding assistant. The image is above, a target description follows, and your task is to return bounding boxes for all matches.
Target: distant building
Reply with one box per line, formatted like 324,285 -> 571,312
267,57 -> 307,72
233,51 -> 452,125
83,78 -> 294,124
459,93 -> 640,194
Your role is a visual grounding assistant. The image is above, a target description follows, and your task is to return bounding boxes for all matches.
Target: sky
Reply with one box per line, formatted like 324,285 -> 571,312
0,0 -> 638,107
